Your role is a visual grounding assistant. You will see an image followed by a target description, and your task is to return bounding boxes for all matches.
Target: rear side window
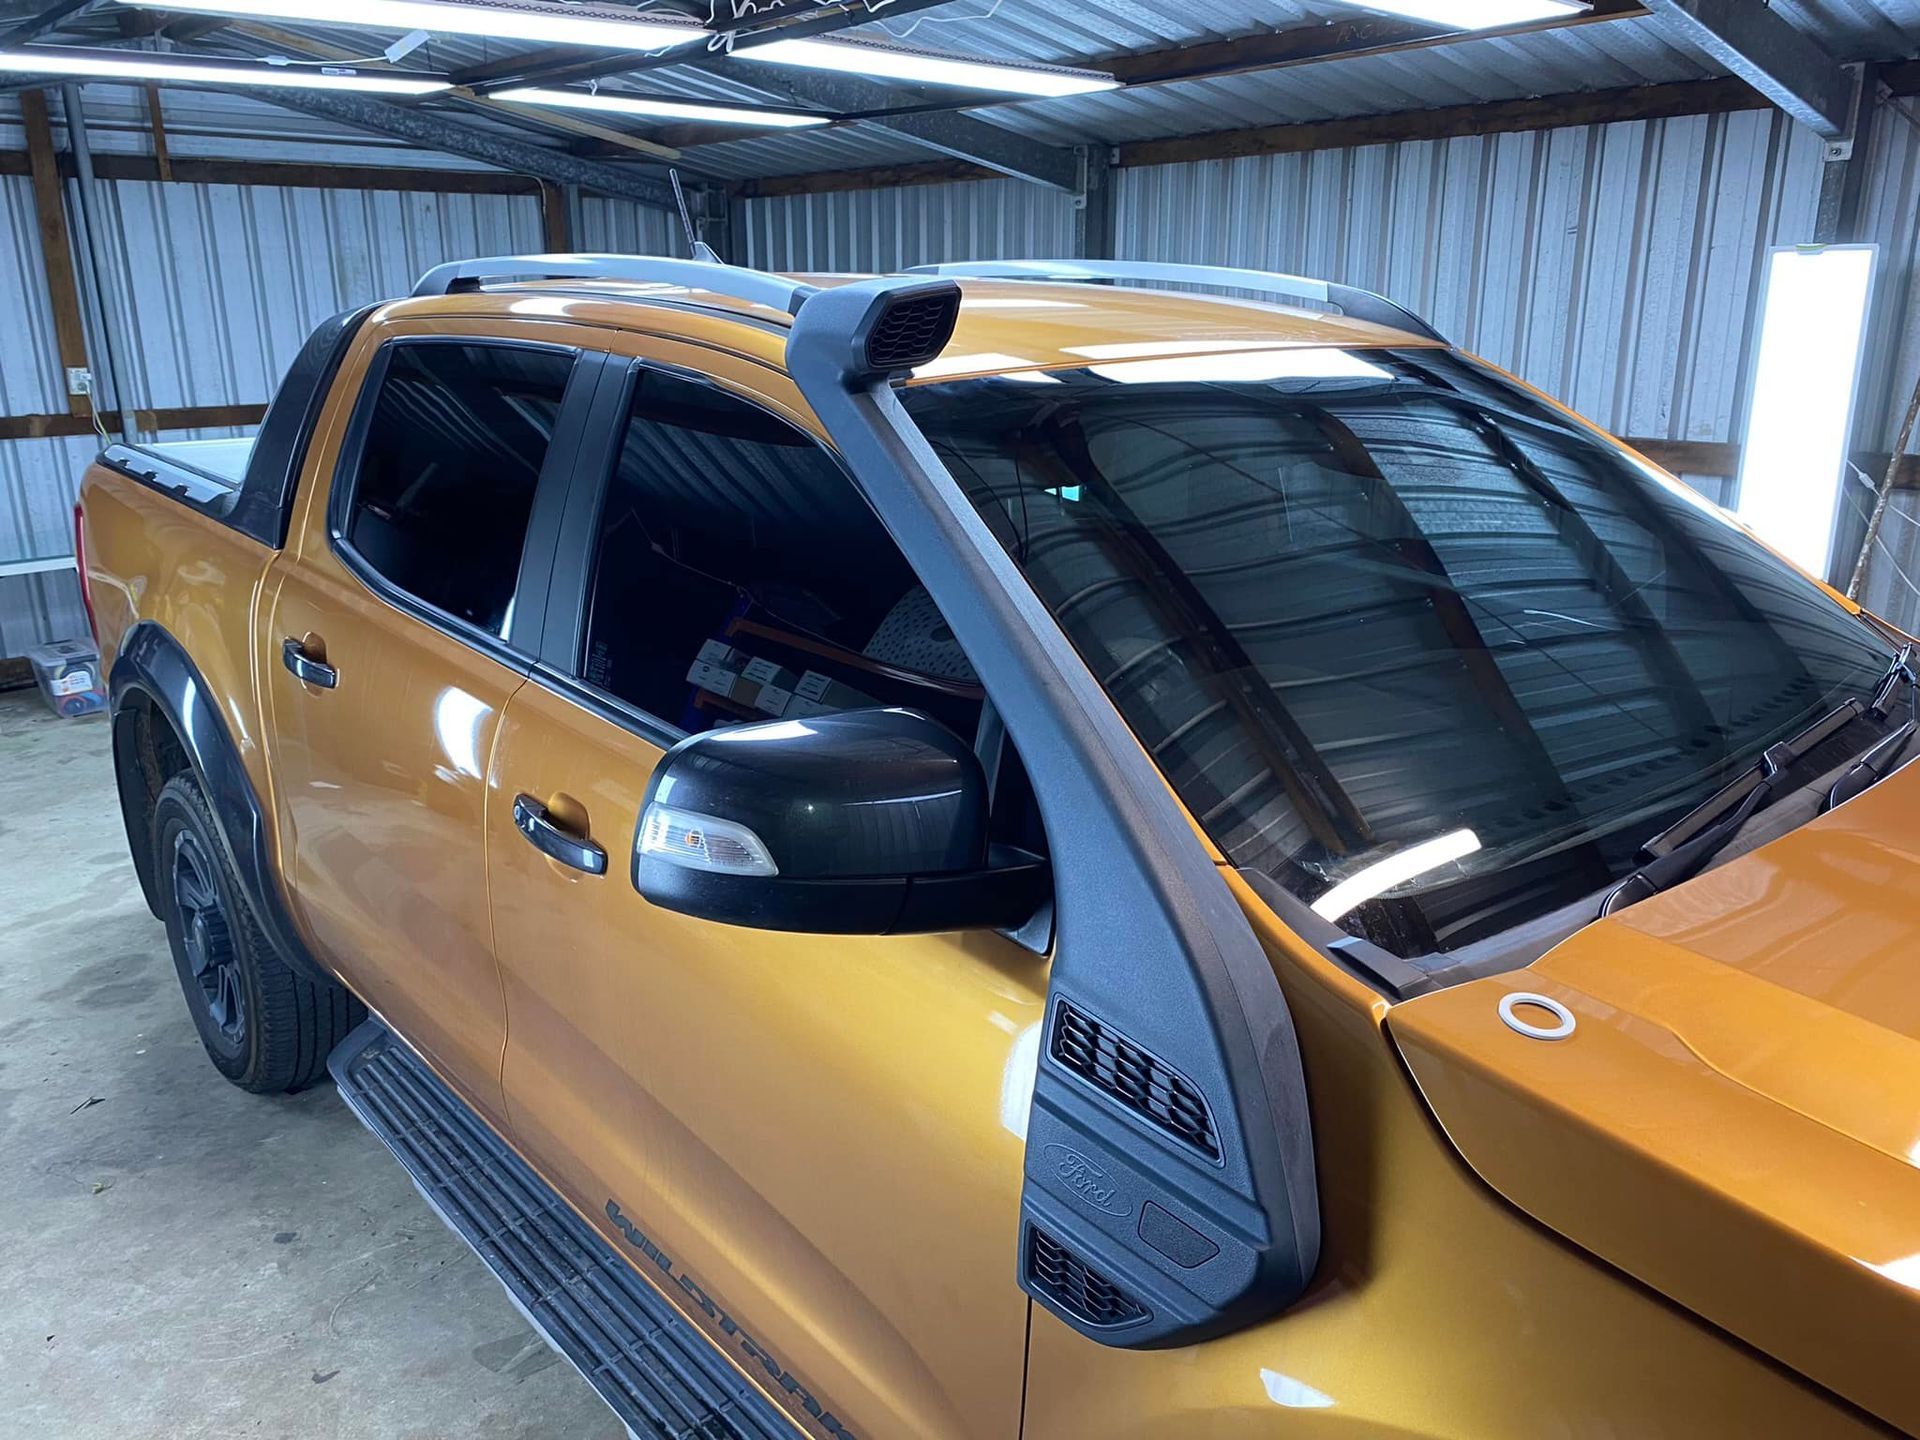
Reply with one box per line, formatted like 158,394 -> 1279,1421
342,342 -> 574,637
576,368 -> 984,739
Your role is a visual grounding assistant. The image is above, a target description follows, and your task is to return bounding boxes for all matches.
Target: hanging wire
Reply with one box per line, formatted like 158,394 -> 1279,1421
1841,467 -> 1920,610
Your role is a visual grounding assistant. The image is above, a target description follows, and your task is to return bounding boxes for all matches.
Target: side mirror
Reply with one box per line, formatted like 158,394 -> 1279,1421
633,708 -> 1049,935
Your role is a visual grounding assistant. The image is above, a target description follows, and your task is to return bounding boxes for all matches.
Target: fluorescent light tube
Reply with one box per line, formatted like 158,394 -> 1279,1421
737,38 -> 1118,96
1341,0 -> 1588,29
0,47 -> 449,92
1735,244 -> 1877,578
495,86 -> 828,127
113,0 -> 704,50
1310,829 -> 1482,921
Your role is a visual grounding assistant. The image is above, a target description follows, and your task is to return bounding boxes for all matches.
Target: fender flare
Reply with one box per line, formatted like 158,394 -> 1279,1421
109,621 -> 336,990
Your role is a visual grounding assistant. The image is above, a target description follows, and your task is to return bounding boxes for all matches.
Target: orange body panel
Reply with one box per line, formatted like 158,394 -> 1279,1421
80,468 -> 278,807
1390,758 -> 1920,1436
488,680 -> 1040,1440
1019,866 -> 1885,1439
75,278 -> 1904,1439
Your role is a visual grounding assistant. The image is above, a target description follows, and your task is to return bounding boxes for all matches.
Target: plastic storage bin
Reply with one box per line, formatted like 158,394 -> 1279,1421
25,638 -> 106,719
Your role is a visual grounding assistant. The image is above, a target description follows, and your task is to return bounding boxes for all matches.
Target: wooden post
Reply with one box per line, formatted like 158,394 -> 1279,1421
19,88 -> 93,419
145,86 -> 174,183
539,180 -> 571,252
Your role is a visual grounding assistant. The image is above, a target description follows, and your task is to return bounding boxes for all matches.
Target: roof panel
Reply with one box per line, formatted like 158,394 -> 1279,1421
21,0 -> 1913,182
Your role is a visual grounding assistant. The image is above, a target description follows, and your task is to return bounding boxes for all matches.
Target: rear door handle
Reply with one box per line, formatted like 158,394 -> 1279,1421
513,794 -> 607,875
282,635 -> 337,689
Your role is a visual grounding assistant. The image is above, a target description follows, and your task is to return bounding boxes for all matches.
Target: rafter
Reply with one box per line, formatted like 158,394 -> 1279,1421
1641,0 -> 1854,137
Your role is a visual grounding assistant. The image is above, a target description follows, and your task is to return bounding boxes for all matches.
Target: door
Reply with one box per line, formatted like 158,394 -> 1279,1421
266,332 -> 590,1127
486,351 -> 1045,1440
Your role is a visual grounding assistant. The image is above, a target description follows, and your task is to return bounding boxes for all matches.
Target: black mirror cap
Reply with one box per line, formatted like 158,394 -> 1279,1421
632,708 -> 1051,935
645,708 -> 989,879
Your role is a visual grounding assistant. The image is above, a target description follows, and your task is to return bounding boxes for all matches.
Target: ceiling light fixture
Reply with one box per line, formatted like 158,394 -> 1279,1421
735,37 -> 1119,97
1735,244 -> 1878,578
1340,0 -> 1588,29
111,0 -> 705,50
494,86 -> 830,128
0,46 -> 450,92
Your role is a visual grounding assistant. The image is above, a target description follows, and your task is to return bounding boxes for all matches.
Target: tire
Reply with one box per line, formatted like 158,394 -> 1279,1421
151,774 -> 363,1092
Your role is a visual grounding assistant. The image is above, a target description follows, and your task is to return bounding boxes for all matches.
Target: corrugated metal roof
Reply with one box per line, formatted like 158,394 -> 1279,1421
0,82 -> 527,169
24,2 -> 1918,182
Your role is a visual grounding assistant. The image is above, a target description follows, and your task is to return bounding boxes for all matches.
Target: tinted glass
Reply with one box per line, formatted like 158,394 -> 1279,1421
904,349 -> 1895,954
580,369 -> 984,740
343,343 -> 573,637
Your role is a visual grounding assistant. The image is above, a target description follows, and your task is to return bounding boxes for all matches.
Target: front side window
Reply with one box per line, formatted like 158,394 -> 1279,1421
903,349 -> 1895,956
578,368 -> 985,741
342,342 -> 574,637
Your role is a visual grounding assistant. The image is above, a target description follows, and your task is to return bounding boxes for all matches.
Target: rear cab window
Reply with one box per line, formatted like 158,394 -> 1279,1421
334,340 -> 578,644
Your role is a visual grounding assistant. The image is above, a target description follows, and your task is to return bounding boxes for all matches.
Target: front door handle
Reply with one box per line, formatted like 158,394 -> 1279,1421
282,635 -> 337,689
513,794 -> 607,875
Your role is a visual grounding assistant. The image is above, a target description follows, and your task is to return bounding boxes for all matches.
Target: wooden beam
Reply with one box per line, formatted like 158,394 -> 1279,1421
0,402 -> 268,441
1109,0 -> 1644,88
1630,438 -> 1741,476
144,85 -> 173,183
0,148 -> 542,195
743,158 -> 1000,197
18,89 -> 92,420
729,62 -> 1920,198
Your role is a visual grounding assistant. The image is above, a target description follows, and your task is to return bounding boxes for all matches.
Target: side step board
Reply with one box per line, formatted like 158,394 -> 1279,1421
328,1021 -> 793,1440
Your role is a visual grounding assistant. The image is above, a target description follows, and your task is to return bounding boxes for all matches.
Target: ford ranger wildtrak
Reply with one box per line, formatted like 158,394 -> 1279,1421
75,254 -> 1920,1438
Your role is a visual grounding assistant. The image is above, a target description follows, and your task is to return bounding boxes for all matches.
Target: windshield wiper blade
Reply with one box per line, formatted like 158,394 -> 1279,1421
1866,641 -> 1915,718
1826,719 -> 1918,810
1827,644 -> 1917,810
1601,741 -> 1797,916
1603,646 -> 1918,915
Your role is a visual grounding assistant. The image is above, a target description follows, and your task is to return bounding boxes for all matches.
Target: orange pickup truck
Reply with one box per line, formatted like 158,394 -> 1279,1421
77,254 -> 1920,1439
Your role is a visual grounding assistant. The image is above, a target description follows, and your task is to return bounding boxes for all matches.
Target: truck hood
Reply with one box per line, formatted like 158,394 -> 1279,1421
1388,761 -> 1920,1434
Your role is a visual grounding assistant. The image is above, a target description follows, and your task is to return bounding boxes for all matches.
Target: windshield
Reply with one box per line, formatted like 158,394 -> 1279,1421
901,348 -> 1897,957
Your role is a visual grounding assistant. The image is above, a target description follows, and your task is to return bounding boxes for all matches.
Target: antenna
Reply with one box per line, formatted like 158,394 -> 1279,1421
669,169 -> 722,264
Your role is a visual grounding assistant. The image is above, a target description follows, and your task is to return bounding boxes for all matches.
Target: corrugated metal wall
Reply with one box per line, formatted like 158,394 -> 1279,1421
739,177 -> 1079,272
0,174 -> 673,655
1114,107 -> 1831,482
736,102 -> 1920,626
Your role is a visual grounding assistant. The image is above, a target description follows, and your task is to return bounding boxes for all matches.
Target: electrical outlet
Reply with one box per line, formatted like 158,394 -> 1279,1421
66,367 -> 93,397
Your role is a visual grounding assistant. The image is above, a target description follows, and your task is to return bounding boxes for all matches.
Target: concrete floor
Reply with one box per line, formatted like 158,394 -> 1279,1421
0,687 -> 622,1438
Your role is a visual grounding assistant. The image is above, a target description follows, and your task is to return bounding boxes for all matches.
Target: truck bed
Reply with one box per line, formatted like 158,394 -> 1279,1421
103,438 -> 256,512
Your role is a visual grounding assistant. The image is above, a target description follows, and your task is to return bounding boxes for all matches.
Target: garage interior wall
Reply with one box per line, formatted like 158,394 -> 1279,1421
7,96 -> 1920,652
0,166 -> 677,654
741,102 -> 1920,628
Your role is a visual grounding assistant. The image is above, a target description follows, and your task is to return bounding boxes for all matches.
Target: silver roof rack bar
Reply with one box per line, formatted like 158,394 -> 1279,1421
905,258 -> 1446,344
411,252 -> 818,315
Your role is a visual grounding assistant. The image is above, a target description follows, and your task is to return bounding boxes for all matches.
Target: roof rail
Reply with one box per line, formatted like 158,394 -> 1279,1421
410,252 -> 818,316
905,259 -> 1446,344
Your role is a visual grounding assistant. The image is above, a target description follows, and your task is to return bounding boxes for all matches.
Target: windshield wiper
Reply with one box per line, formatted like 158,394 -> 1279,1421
1600,740 -> 1797,916
1827,643 -> 1917,811
1600,645 -> 1916,917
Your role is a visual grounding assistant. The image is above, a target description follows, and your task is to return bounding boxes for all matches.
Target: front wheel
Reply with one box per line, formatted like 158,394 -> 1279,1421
151,775 -> 361,1092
